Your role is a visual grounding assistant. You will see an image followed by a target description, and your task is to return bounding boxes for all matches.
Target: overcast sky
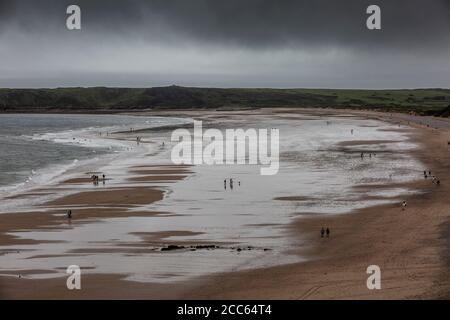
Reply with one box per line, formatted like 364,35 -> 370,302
0,0 -> 449,89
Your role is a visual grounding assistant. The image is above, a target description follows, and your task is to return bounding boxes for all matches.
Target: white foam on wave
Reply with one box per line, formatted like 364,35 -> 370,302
22,116 -> 192,151
0,155 -> 113,212
0,116 -> 192,212
24,129 -> 128,151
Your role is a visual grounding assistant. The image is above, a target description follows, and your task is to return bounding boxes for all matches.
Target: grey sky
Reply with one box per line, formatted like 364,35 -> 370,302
0,0 -> 449,88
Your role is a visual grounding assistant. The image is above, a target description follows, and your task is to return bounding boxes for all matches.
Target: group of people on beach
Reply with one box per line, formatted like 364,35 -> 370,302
66,172 -> 108,219
360,152 -> 376,159
401,200 -> 407,211
320,227 -> 331,238
224,178 -> 241,190
424,170 -> 440,185
91,174 -> 106,185
401,169 -> 442,211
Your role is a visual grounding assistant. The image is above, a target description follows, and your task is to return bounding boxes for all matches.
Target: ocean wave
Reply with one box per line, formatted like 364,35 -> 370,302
20,116 -> 192,150
0,115 -> 192,212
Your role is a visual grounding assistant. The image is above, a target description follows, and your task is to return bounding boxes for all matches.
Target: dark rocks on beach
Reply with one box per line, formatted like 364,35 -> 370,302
160,245 -> 184,251
194,244 -> 217,250
159,243 -> 270,253
160,244 -> 218,252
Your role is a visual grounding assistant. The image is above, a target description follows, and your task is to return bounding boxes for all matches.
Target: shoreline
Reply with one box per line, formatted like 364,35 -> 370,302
1,109 -> 449,299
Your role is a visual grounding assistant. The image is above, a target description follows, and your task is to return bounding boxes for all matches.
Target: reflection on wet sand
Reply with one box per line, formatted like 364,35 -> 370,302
0,109 -> 425,296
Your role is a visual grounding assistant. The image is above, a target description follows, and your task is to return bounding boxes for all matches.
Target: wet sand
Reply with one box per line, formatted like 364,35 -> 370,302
1,110 -> 450,299
0,166 -> 189,248
180,111 -> 450,299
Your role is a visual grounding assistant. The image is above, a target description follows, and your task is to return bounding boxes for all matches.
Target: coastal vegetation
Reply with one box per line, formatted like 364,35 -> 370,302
1,86 -> 450,115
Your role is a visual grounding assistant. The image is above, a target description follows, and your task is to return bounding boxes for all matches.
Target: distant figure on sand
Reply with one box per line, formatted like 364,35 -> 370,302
230,178 -> 234,189
361,152 -> 364,159
224,179 -> 226,190
321,227 -> 325,238
326,228 -> 330,238
402,201 -> 407,211
67,210 -> 72,219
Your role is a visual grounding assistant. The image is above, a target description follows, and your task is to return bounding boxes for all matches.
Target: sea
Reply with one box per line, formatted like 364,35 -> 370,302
0,113 -> 189,202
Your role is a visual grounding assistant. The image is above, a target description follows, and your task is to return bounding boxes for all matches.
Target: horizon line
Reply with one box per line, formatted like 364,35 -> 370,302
1,85 -> 450,91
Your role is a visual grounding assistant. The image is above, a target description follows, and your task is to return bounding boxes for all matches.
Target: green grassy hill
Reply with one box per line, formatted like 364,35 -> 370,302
1,86 -> 450,115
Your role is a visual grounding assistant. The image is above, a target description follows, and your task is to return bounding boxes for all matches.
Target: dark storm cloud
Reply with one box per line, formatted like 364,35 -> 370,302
1,0 -> 449,50
0,0 -> 450,88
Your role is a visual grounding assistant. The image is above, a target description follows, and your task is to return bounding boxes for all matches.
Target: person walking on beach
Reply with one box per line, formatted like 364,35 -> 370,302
230,178 -> 233,190
67,210 -> 72,219
402,200 -> 407,211
321,227 -> 325,238
224,179 -> 227,190
326,228 -> 330,238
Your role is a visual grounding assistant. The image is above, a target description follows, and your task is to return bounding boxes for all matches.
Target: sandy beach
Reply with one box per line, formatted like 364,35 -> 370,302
1,109 -> 449,299
180,110 -> 450,299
